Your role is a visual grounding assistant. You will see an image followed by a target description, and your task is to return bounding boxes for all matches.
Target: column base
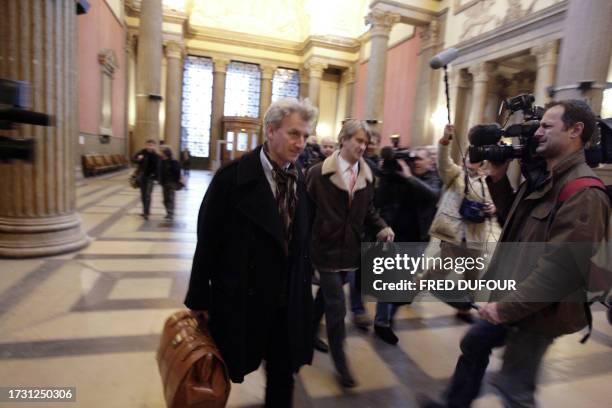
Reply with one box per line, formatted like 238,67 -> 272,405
0,213 -> 91,258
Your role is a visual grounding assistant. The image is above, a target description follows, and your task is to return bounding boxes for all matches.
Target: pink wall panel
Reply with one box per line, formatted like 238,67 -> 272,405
78,0 -> 126,138
382,36 -> 420,148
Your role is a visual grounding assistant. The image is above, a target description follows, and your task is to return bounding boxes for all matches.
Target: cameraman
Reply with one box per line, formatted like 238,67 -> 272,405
422,124 -> 502,323
373,148 -> 442,344
425,100 -> 610,408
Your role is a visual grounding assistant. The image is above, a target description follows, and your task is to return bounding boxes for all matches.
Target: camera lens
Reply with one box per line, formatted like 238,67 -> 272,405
468,145 -> 518,163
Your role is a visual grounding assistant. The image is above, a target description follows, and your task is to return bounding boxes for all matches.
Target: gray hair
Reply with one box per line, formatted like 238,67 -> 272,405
338,119 -> 371,146
263,98 -> 318,139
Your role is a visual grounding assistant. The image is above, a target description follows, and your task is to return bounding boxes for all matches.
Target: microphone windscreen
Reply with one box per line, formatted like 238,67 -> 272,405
468,124 -> 503,145
429,48 -> 459,69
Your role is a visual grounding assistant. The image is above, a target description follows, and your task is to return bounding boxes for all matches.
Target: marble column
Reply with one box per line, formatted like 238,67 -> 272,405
467,62 -> 496,130
343,66 -> 357,119
132,0 -> 163,153
0,0 -> 90,257
449,69 -> 471,162
163,40 -> 184,156
531,41 -> 558,105
411,22 -> 441,147
555,0 -> 612,113
259,64 -> 276,118
305,61 -> 327,109
363,10 -> 400,130
210,58 -> 229,167
299,69 -> 309,100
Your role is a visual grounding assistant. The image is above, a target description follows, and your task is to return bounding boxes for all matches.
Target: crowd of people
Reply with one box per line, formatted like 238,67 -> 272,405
183,97 -> 609,407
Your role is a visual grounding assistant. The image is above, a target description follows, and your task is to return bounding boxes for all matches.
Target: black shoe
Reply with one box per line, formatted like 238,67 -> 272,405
455,311 -> 474,324
164,214 -> 173,220
374,325 -> 399,345
337,373 -> 357,388
313,337 -> 329,353
140,213 -> 149,220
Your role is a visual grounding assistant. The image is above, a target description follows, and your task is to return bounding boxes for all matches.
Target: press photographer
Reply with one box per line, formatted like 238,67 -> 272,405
425,99 -> 611,408
0,79 -> 52,162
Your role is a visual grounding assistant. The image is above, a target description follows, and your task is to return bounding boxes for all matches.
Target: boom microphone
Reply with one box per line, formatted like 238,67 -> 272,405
429,48 -> 459,69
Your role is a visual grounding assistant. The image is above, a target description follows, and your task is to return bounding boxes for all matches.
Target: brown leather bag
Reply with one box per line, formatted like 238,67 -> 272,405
157,310 -> 231,408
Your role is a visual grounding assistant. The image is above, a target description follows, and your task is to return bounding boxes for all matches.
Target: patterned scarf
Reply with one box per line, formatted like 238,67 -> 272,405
263,144 -> 299,245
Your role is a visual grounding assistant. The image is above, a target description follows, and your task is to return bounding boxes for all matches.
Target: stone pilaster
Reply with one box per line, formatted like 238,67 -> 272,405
259,64 -> 276,118
210,58 -> 229,165
342,66 -> 357,119
411,22 -> 442,146
449,69 -> 471,162
363,10 -> 400,130
531,41 -> 558,105
133,0 -> 163,153
305,60 -> 327,109
555,0 -> 612,113
299,69 -> 309,100
0,0 -> 90,257
163,40 -> 184,156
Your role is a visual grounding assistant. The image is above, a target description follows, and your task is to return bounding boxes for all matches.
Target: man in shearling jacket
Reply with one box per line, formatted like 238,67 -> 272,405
307,119 -> 394,388
425,100 -> 610,408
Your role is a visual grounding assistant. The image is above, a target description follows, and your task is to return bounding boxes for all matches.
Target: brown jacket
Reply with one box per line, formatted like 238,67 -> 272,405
307,152 -> 389,271
486,150 -> 610,337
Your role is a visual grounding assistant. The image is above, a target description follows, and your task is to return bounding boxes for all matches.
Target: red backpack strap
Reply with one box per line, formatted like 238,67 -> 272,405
558,177 -> 606,203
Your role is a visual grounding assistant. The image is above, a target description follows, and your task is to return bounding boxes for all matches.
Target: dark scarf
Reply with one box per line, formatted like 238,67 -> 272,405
263,144 -> 299,245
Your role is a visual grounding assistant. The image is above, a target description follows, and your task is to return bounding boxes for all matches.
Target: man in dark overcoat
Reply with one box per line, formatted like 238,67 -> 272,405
185,98 -> 318,407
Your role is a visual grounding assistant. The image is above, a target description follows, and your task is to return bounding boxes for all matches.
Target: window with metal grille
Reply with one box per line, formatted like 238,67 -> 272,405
224,61 -> 261,118
180,55 -> 213,158
272,68 -> 300,102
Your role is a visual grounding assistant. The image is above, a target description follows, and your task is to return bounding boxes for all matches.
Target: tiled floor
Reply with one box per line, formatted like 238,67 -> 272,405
0,170 -> 610,407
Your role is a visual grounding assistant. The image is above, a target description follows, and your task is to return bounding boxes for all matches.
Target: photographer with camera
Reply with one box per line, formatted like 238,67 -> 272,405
424,100 -> 610,408
373,147 -> 442,344
420,124 -> 502,323
133,139 -> 161,220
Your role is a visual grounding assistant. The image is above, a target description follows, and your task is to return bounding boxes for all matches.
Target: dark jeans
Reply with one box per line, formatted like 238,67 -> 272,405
264,309 -> 295,407
162,183 -> 175,216
139,176 -> 154,215
445,319 -> 553,408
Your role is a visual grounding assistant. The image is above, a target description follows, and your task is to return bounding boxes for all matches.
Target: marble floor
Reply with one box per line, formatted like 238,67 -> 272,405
0,170 -> 610,408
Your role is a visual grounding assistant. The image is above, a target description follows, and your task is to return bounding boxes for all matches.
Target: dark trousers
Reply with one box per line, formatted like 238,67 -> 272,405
139,176 -> 154,215
445,319 -> 553,408
162,184 -> 175,216
264,309 -> 295,407
312,271 -> 352,378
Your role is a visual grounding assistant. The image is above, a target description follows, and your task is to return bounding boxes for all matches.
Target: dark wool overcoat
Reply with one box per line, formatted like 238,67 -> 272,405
184,146 -> 314,382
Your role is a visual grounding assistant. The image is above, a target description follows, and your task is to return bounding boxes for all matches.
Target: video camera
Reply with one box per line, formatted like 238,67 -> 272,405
468,93 -> 543,164
380,146 -> 418,172
0,79 -> 53,162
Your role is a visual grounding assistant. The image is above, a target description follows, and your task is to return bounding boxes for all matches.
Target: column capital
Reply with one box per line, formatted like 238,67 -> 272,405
469,61 -> 496,83
342,66 -> 356,84
164,40 -> 185,59
213,58 -> 230,73
365,10 -> 400,38
450,68 -> 471,88
419,21 -> 440,51
126,33 -> 138,55
260,64 -> 277,80
531,41 -> 558,68
304,60 -> 328,79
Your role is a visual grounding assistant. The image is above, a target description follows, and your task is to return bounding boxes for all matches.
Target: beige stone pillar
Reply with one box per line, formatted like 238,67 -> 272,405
411,22 -> 441,147
299,69 -> 309,100
259,64 -> 276,118
210,58 -> 229,166
132,0 -> 163,153
0,0 -> 90,257
531,41 -> 558,105
343,66 -> 357,119
449,69 -> 471,162
305,61 -> 327,109
467,62 -> 496,130
163,41 -> 184,157
364,10 -> 400,130
555,0 -> 612,113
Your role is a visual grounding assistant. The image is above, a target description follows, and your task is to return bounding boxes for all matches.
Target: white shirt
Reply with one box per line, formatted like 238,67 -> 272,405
337,153 -> 359,194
